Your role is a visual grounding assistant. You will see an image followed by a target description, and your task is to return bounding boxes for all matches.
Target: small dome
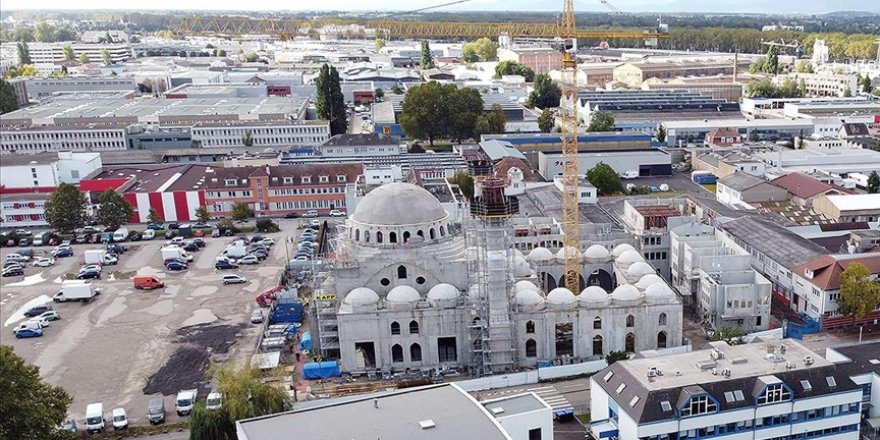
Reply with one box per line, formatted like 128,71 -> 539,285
612,243 -> 636,258
547,287 -> 576,304
579,286 -> 609,303
344,287 -> 380,305
617,250 -> 644,265
386,285 -> 421,303
645,282 -> 674,299
516,280 -> 540,293
627,261 -> 656,278
512,248 -> 525,260
427,283 -> 459,300
514,258 -> 532,277
584,245 -> 610,260
556,246 -> 582,261
528,247 -> 554,262
635,274 -> 664,290
514,289 -> 544,306
612,284 -> 641,301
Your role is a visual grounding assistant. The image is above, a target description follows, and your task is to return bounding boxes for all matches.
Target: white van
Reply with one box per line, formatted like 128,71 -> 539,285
112,227 -> 129,242
111,407 -> 128,430
303,210 -> 319,218
4,253 -> 26,264
142,229 -> 155,240
85,403 -> 105,433
206,391 -> 223,410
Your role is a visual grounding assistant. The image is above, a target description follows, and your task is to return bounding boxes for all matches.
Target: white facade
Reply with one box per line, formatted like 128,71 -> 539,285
191,122 -> 330,148
775,72 -> 858,98
0,126 -> 128,153
23,76 -> 137,99
1,197 -> 48,227
0,152 -> 101,189
6,42 -> 133,66
317,142 -> 406,157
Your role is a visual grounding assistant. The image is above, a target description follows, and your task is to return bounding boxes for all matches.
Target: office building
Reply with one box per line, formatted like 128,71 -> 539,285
791,253 -> 880,329
22,76 -> 137,100
775,72 -> 858,98
2,42 -> 133,67
663,119 -> 816,146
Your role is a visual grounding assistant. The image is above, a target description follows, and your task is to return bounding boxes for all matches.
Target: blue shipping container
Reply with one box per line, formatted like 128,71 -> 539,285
303,361 -> 340,379
300,331 -> 312,350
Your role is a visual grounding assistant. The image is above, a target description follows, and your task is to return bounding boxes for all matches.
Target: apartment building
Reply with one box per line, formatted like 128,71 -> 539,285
776,72 -> 858,98
715,172 -> 789,209
590,339 -> 865,440
205,163 -> 364,217
4,42 -> 133,66
498,47 -> 562,74
315,133 -> 406,157
191,121 -> 330,149
791,253 -> 880,329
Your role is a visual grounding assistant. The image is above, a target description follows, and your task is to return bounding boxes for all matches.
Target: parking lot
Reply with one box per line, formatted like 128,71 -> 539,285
1,221 -> 308,427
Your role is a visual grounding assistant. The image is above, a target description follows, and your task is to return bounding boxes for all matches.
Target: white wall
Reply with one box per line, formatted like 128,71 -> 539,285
0,163 -> 58,189
493,401 -> 554,440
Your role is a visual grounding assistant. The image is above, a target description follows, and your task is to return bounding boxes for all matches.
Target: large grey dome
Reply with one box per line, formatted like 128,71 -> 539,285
351,182 -> 448,226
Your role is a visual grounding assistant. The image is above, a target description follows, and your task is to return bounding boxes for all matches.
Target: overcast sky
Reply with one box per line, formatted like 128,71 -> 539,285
1,0 -> 876,13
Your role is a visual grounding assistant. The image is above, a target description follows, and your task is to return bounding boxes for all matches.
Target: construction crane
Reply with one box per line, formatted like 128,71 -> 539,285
558,0 -> 581,294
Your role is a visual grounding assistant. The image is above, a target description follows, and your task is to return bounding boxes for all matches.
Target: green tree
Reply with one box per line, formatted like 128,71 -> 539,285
420,40 -> 435,70
867,171 -> 880,194
390,84 -> 403,95
796,61 -> 814,73
255,219 -> 280,233
837,263 -> 880,321
61,44 -> 75,61
448,87 -> 485,141
399,81 -> 448,146
0,346 -> 72,440
374,87 -> 384,99
195,206 -> 211,223
16,41 -> 31,65
710,326 -> 743,345
374,38 -> 385,53
748,57 -> 765,74
449,170 -> 474,201
462,37 -> 498,62
494,60 -> 534,81
798,78 -> 807,97
587,110 -> 615,132
4,64 -> 39,79
147,208 -> 164,225
538,108 -> 555,133
78,52 -> 90,64
656,124 -> 667,142
231,202 -> 251,222
526,73 -> 562,108
586,162 -> 624,195
843,87 -> 852,97
242,129 -> 254,147
101,48 -> 111,65
97,189 -> 134,230
749,130 -> 760,142
605,350 -> 629,364
315,64 -> 347,135
44,183 -> 87,232
190,403 -> 236,440
765,45 -> 780,75
214,48 -> 227,57
0,79 -> 20,115
243,51 -> 259,62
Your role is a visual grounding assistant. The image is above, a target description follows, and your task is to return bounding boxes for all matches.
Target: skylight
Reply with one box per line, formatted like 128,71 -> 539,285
616,383 -> 626,394
733,390 -> 745,401
629,396 -> 640,407
801,380 -> 812,391
826,376 -> 837,387
604,371 -> 614,382
660,401 -> 672,412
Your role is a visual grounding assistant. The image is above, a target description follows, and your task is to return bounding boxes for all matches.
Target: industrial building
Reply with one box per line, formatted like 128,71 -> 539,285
812,194 -> 880,223
590,339 -> 867,440
663,119 -> 816,146
21,76 -> 138,100
0,42 -> 133,68
236,384 -> 554,440
316,133 -> 406,157
538,149 -> 671,180
641,77 -> 745,102
612,58 -> 750,87
716,172 -> 789,209
498,47 -> 563,74
483,132 -> 653,153
791,253 -> 880,330
576,90 -> 740,125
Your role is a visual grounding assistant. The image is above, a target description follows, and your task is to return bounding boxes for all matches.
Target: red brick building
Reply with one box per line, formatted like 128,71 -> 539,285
205,163 -> 364,217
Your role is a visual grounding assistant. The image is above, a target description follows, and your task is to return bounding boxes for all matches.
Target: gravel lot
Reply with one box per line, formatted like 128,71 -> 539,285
1,223 -> 302,427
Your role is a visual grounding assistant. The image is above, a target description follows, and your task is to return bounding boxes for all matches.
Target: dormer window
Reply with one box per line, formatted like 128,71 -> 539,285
337,174 -> 347,182
224,178 -> 237,186
804,269 -> 814,279
283,177 -> 294,184
757,383 -> 792,405
680,395 -> 718,418
319,175 -> 329,183
301,176 -> 311,184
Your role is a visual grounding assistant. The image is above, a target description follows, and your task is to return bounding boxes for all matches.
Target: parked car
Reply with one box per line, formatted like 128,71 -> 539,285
165,261 -> 188,271
32,257 -> 56,267
145,223 -> 164,231
134,275 -> 164,290
251,250 -> 268,261
25,316 -> 51,328
60,418 -> 77,433
303,210 -> 319,218
237,255 -> 259,265
142,229 -> 156,240
308,220 -> 321,229
329,209 -> 346,217
80,264 -> 102,273
24,304 -> 52,317
107,243 -> 126,254
211,229 -> 221,238
2,266 -> 25,277
15,228 -> 32,236
111,408 -> 128,430
147,397 -> 166,425
38,310 -> 61,321
167,223 -> 181,230
284,212 -> 300,218
194,230 -> 206,238
250,309 -> 264,324
3,261 -> 23,270
77,269 -> 101,280
215,260 -> 239,270
260,238 -> 275,247
192,222 -> 211,229
129,233 -> 142,242
192,238 -> 206,247
183,242 -> 199,252
14,327 -> 43,338
53,247 -> 73,258
74,234 -> 88,244
222,274 -> 248,285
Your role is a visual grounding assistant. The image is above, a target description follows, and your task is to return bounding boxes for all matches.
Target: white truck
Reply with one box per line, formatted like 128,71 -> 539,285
85,403 -> 105,433
161,246 -> 193,262
53,280 -> 101,303
112,227 -> 129,242
223,244 -> 247,259
84,249 -> 117,266
176,389 -> 198,416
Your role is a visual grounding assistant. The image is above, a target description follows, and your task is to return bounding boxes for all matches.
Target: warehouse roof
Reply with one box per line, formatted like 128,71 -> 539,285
719,216 -> 827,268
718,172 -> 769,192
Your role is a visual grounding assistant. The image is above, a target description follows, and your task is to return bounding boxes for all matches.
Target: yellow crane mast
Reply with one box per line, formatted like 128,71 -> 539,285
559,0 -> 581,294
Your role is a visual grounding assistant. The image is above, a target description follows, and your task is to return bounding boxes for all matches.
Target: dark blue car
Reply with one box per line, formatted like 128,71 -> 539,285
24,304 -> 52,317
165,262 -> 188,271
215,261 -> 238,270
145,223 -> 164,231
53,248 -> 73,258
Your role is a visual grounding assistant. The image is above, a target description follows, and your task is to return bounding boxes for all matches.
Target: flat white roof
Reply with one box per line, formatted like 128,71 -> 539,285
664,118 -> 814,129
825,194 -> 880,212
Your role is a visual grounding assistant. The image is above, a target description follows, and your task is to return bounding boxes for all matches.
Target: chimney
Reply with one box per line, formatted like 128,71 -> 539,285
733,53 -> 738,83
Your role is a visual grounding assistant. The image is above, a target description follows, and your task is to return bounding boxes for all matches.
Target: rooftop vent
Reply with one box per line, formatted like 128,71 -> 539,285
696,360 -> 717,370
730,357 -> 748,365
490,407 -> 504,415
804,355 -> 814,366
418,420 -> 436,430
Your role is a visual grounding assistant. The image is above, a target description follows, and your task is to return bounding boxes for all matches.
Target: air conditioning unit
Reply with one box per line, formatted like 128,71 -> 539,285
804,355 -> 814,366
785,361 -> 794,369
721,368 -> 731,377
710,349 -> 724,360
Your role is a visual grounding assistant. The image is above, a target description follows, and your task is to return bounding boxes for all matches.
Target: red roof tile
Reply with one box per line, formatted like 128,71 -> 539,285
792,254 -> 880,291
771,173 -> 836,199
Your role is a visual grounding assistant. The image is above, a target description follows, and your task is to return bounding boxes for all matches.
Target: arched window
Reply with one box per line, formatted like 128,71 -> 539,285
593,316 -> 602,330
525,320 -> 535,334
376,231 -> 383,243
391,344 -> 403,363
429,228 -> 436,240
390,321 -> 400,335
397,265 -> 407,279
410,343 -> 422,362
657,331 -> 667,349
525,339 -> 537,358
625,332 -> 635,352
409,320 -> 420,335
439,226 -> 445,236
364,230 -> 370,242
355,229 -> 360,241
658,313 -> 667,326
592,335 -> 603,356
389,231 -> 397,243
403,231 -> 410,243
626,315 -> 635,327
416,230 -> 424,239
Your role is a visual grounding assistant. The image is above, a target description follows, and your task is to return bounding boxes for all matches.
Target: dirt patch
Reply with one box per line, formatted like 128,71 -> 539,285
109,269 -> 136,280
142,323 -> 246,396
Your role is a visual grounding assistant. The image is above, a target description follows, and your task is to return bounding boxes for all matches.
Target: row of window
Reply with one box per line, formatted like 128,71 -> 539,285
269,187 -> 345,196
272,199 -> 342,210
643,424 -> 858,440
199,137 -> 326,146
1,142 -> 124,152
2,130 -> 123,141
645,251 -> 667,261
194,126 -> 327,136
